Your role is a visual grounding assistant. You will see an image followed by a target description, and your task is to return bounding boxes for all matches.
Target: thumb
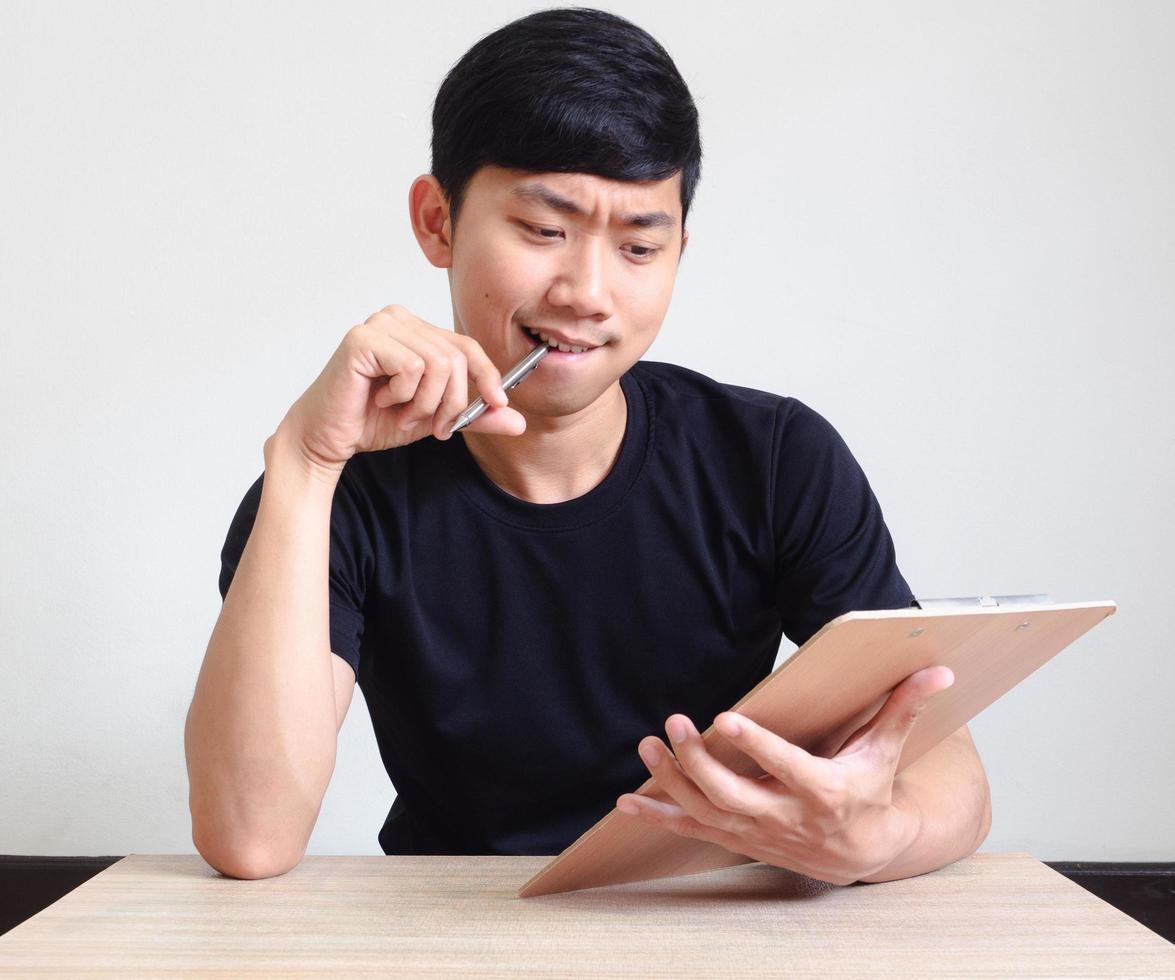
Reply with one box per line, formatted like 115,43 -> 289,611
856,665 -> 955,766
465,405 -> 527,436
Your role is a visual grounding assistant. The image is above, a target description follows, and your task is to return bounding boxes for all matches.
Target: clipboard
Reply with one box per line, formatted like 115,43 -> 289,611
518,595 -> 1117,898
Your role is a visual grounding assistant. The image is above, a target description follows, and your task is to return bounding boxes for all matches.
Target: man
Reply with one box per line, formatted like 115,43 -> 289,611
187,7 -> 990,884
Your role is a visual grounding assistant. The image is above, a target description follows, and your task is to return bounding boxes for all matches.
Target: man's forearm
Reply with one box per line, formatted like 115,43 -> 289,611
857,725 -> 992,884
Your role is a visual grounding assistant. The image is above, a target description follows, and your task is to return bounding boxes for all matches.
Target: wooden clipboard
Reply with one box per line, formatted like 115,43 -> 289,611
518,596 -> 1117,898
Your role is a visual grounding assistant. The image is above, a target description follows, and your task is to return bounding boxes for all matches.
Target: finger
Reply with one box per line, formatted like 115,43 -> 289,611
614,792 -> 755,857
850,665 -> 955,766
430,347 -> 469,441
712,711 -> 830,797
663,715 -> 776,819
387,339 -> 453,431
463,404 -> 528,436
447,332 -> 508,408
368,337 -> 426,408
634,734 -> 755,836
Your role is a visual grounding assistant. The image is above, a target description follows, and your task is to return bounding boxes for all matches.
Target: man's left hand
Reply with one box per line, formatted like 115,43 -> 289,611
616,664 -> 955,886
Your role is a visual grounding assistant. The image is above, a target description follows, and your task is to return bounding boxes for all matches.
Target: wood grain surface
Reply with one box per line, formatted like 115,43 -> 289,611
0,852 -> 1171,977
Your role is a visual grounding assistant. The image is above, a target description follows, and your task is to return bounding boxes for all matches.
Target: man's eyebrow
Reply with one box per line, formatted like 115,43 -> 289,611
509,181 -> 676,230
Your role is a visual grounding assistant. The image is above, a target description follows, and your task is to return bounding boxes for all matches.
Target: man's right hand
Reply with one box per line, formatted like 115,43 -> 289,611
272,305 -> 527,479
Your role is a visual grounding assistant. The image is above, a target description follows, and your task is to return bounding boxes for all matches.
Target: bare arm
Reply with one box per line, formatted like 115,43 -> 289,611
183,307 -> 520,880
184,429 -> 352,880
857,723 -> 992,883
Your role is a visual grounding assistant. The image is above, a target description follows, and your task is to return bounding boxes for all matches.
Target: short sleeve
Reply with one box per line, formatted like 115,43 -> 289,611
771,399 -> 915,647
218,469 -> 372,678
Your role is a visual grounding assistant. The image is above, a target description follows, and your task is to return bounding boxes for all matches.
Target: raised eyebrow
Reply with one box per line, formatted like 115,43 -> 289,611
510,182 -> 675,230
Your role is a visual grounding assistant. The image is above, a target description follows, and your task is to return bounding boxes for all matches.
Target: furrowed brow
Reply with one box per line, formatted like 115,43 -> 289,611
510,182 -> 675,230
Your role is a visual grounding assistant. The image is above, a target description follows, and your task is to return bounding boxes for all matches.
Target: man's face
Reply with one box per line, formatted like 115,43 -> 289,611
439,165 -> 688,420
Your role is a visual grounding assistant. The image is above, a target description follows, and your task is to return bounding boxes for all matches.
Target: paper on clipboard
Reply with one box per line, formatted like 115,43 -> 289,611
518,596 -> 1117,898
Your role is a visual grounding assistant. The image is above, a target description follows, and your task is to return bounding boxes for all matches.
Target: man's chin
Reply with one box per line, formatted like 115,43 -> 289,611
507,376 -> 626,422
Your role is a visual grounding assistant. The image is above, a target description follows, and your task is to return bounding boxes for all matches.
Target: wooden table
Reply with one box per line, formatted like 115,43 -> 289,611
0,853 -> 1171,976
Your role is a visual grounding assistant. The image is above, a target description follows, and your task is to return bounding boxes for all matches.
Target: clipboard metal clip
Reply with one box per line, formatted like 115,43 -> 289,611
909,594 -> 1052,610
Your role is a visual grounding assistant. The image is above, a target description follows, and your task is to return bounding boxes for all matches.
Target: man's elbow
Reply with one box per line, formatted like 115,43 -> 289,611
958,725 -> 993,853
973,786 -> 993,851
193,827 -> 304,880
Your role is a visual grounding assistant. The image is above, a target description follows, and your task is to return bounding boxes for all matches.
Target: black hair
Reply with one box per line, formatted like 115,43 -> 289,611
430,7 -> 702,238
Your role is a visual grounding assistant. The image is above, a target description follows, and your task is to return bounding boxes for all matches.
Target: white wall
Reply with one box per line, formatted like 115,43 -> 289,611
2,0 -> 1170,861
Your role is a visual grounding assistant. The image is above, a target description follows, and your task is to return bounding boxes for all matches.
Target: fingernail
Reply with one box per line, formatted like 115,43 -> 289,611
716,715 -> 741,737
666,718 -> 688,744
639,741 -> 662,767
617,798 -> 639,816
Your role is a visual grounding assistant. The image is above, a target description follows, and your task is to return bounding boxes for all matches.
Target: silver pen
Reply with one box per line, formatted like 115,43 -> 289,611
448,344 -> 549,435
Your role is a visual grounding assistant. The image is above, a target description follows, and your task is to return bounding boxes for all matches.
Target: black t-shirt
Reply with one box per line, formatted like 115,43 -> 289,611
219,359 -> 915,856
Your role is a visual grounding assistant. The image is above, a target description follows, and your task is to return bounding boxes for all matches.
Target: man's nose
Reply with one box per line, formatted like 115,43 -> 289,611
546,236 -> 614,320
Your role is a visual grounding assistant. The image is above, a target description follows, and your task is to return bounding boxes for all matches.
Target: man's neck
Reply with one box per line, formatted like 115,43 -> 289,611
459,381 -> 628,505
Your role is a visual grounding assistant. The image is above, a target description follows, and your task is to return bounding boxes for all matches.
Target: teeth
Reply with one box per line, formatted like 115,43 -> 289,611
526,326 -> 594,354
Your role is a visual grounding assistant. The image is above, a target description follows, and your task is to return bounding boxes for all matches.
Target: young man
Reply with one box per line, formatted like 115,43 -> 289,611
187,8 -> 991,883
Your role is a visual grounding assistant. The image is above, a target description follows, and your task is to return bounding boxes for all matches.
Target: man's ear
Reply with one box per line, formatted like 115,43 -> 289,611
679,227 -> 689,261
409,174 -> 454,269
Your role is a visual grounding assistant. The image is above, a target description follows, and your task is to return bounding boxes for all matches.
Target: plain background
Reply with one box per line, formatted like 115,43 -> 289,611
1,1 -> 1170,861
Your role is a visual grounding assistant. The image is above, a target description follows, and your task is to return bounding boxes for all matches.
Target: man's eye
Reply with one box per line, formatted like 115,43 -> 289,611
523,223 -> 659,260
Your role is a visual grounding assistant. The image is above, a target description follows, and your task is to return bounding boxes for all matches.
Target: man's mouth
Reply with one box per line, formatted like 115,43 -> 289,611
521,324 -> 605,355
